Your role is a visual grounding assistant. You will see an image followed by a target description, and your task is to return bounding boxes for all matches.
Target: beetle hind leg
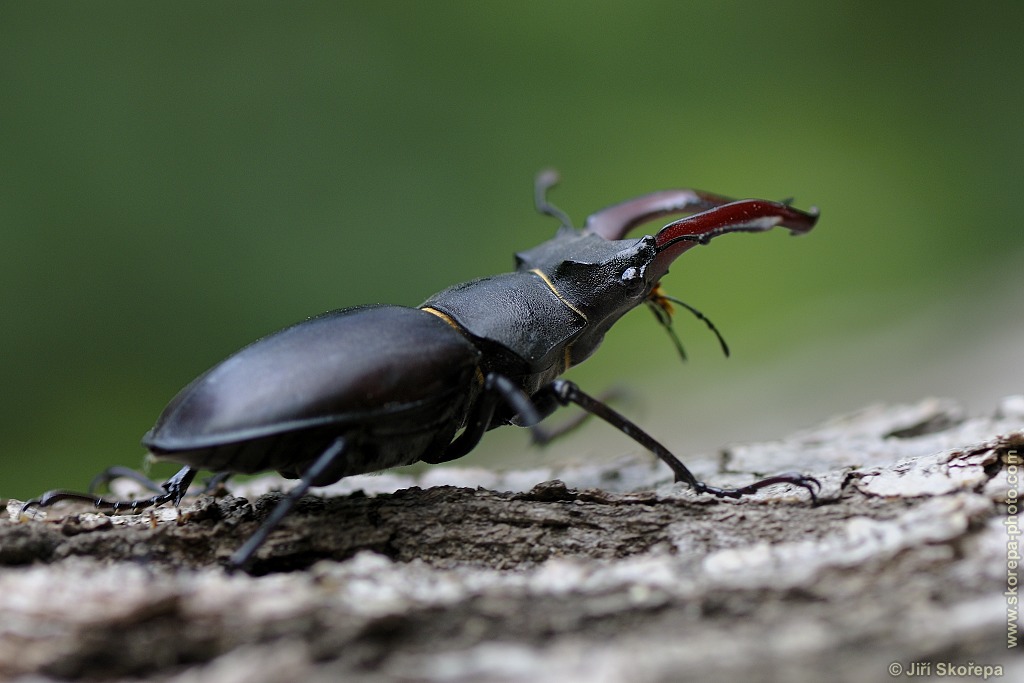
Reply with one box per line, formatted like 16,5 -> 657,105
537,380 -> 820,503
228,436 -> 348,572
87,465 -> 232,497
89,465 -> 166,494
20,465 -> 199,517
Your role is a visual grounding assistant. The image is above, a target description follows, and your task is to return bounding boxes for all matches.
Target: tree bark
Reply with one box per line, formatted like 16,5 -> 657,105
1,396 -> 1021,683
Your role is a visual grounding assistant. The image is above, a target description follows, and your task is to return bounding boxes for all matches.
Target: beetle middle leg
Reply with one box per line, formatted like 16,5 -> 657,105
228,436 -> 348,571
534,379 -> 820,502
421,373 -> 543,465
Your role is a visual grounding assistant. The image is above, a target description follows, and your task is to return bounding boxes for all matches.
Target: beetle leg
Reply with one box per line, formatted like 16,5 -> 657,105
538,380 -> 820,503
422,373 -> 544,464
88,466 -> 232,497
19,465 -> 199,517
527,387 -> 627,446
229,436 -> 348,572
534,169 -> 575,230
89,465 -> 167,494
583,189 -> 736,241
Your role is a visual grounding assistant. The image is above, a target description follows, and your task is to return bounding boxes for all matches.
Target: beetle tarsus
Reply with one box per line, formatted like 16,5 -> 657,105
19,465 -> 199,517
539,379 -> 818,504
692,471 -> 822,504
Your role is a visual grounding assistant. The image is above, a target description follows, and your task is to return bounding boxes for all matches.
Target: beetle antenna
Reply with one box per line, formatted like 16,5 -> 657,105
668,295 -> 730,358
646,299 -> 688,361
647,287 -> 730,360
534,169 -> 575,230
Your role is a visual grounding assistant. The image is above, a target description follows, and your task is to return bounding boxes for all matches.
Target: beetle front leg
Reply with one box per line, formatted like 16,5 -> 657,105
536,379 -> 820,503
523,387 -> 628,446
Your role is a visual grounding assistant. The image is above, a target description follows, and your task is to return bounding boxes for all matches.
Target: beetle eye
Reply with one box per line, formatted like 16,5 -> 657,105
620,266 -> 642,284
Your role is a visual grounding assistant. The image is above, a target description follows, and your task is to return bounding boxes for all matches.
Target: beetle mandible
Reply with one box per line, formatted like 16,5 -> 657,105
24,171 -> 821,570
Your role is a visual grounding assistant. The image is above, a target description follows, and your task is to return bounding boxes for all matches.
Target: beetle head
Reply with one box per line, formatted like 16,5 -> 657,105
520,172 -> 819,364
514,231 -> 664,365
516,195 -> 817,314
516,232 -> 659,314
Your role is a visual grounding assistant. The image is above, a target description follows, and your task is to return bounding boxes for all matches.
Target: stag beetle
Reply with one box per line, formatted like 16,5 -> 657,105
24,171 -> 820,570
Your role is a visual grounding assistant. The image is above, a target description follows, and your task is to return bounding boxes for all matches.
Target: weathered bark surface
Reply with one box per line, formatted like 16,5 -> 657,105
1,396 -> 1022,682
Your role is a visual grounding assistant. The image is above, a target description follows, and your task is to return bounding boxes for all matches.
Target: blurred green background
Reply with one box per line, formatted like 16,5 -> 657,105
2,2 -> 1022,500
